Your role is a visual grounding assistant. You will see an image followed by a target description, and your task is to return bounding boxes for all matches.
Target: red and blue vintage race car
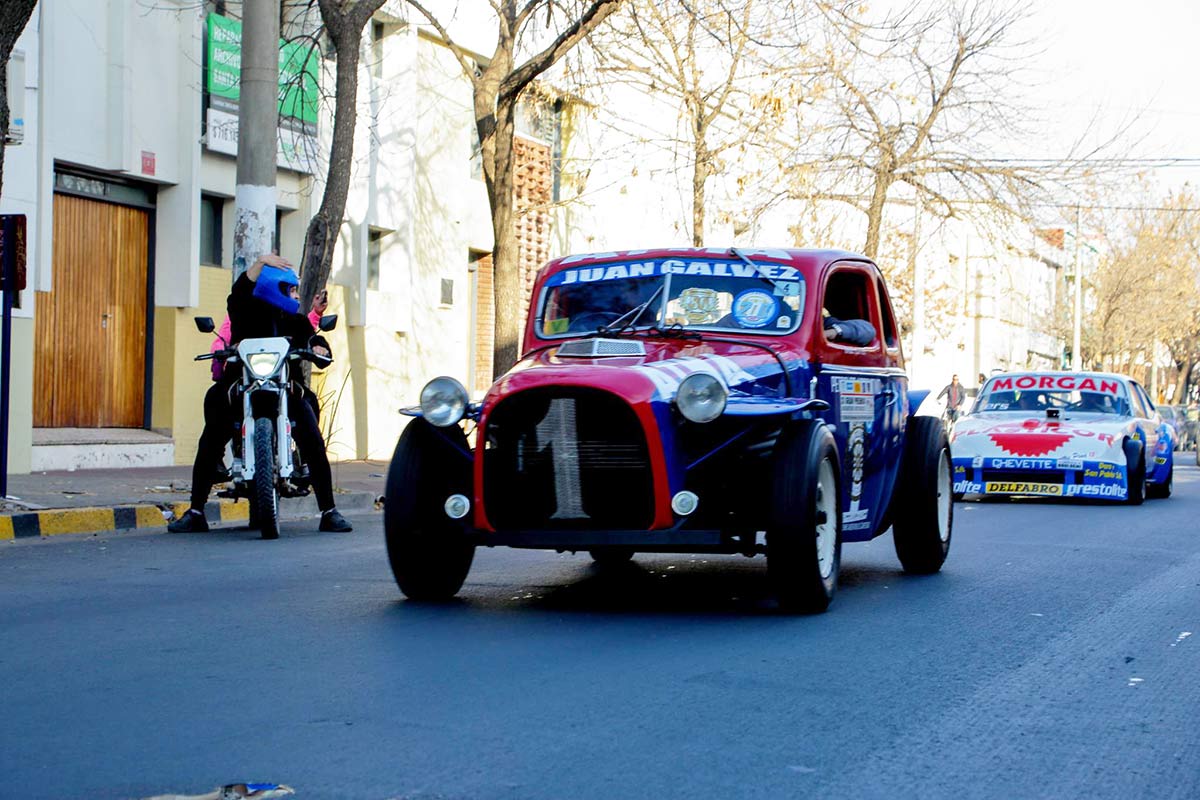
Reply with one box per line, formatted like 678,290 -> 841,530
950,371 -> 1174,502
384,248 -> 952,612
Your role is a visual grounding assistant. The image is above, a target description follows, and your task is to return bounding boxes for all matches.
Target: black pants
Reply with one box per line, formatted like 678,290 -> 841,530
190,379 -> 335,512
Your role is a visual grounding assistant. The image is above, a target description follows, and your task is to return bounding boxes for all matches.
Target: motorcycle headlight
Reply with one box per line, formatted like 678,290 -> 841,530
247,352 -> 283,378
420,376 -> 469,427
676,372 -> 727,423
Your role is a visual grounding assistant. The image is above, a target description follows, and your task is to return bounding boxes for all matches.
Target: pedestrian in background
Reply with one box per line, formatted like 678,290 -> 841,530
938,374 -> 965,423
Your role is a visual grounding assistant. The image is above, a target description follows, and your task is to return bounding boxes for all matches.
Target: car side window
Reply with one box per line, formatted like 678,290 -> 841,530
1137,385 -> 1156,418
875,279 -> 899,350
823,268 -> 879,348
1130,383 -> 1150,419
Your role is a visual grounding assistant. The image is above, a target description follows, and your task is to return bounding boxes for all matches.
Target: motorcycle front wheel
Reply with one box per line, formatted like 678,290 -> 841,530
253,417 -> 280,539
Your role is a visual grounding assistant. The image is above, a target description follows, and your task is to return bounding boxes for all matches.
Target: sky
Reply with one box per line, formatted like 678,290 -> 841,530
1011,0 -> 1200,200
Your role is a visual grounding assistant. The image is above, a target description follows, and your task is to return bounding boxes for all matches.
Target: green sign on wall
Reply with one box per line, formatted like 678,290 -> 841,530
205,13 -> 318,124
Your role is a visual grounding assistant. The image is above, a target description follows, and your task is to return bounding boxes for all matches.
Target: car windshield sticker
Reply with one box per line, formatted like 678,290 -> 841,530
990,374 -> 1121,395
546,259 -> 802,288
731,290 -> 777,328
678,287 -> 722,324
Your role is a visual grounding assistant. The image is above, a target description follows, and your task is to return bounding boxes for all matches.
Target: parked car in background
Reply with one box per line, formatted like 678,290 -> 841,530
1158,405 -> 1182,446
1178,405 -> 1198,451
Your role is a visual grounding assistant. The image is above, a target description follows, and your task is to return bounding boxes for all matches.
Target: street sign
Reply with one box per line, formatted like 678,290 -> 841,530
0,214 -> 27,292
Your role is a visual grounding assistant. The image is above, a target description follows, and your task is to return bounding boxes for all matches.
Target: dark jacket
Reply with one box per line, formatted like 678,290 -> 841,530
228,273 -> 328,352
823,316 -> 876,347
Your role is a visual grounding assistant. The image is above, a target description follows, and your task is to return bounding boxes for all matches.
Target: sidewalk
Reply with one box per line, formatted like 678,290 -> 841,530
1,460 -> 387,539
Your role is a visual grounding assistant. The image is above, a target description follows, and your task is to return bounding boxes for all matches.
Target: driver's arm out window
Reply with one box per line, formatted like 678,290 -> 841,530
823,269 -> 878,347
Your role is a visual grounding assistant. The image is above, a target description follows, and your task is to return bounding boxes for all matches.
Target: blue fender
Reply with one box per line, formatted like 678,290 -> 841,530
907,388 -> 931,418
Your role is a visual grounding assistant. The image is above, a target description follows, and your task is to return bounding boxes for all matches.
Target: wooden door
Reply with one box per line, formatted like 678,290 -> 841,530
34,193 -> 149,428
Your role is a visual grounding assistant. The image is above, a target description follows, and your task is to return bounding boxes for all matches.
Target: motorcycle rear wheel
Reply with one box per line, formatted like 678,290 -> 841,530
254,417 -> 280,539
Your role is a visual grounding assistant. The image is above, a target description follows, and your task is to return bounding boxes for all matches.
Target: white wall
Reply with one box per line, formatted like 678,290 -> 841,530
318,27 -> 492,460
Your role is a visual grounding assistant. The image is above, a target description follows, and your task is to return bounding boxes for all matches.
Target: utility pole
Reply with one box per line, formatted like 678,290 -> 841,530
1071,203 -> 1082,371
233,0 -> 280,278
910,193 -> 925,380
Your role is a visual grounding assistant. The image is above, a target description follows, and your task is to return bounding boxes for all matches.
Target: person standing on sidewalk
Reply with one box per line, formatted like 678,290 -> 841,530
938,374 -> 966,423
168,254 -> 351,534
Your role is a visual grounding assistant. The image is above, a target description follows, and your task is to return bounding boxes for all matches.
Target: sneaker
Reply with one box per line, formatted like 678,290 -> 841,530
319,508 -> 353,533
167,509 -> 209,533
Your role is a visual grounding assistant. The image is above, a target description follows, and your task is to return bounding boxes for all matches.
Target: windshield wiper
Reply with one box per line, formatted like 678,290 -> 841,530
729,247 -> 791,296
598,283 -> 666,337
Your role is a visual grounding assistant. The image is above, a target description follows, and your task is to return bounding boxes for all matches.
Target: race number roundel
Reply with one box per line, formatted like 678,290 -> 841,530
732,289 -> 777,328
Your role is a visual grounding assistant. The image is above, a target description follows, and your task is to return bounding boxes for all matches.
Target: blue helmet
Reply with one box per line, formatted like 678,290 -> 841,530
252,264 -> 301,314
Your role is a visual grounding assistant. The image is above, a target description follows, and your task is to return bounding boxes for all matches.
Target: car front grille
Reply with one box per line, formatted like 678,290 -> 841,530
483,388 -> 655,529
981,470 -> 1067,485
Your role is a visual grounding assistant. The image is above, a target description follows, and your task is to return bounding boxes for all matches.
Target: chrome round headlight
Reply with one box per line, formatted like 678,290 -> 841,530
676,372 -> 727,423
419,376 -> 468,427
247,352 -> 282,378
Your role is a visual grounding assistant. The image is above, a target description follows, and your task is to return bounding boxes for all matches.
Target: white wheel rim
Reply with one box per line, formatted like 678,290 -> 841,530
815,458 -> 837,579
936,449 -> 951,543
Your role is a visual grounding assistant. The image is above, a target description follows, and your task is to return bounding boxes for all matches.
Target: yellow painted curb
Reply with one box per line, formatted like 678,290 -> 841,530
0,517 -> 13,541
222,500 -> 250,521
136,506 -> 166,528
39,507 -> 117,537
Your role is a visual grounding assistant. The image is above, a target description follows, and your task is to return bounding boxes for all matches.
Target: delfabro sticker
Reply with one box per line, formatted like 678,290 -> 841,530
985,481 -> 1063,495
731,289 -> 777,328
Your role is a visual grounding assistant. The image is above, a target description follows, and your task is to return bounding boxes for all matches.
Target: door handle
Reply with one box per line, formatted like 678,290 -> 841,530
101,313 -> 110,329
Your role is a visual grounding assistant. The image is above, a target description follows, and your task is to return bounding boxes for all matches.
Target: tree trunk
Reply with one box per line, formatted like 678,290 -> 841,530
299,0 -> 385,310
863,171 -> 893,260
488,102 -> 521,376
0,0 -> 38,201
692,137 -> 708,247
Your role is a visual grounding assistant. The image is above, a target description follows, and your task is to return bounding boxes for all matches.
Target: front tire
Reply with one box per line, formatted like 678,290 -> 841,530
253,417 -> 280,540
1124,439 -> 1146,506
767,420 -> 842,613
384,418 -> 475,600
892,416 -> 953,574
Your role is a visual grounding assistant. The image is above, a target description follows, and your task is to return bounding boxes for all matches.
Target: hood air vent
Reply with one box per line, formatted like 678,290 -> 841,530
556,339 -> 646,358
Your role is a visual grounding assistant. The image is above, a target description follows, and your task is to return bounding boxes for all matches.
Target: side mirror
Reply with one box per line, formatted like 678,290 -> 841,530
318,314 -> 338,332
194,316 -> 215,333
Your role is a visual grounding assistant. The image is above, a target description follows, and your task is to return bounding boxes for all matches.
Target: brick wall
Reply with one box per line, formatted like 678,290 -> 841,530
473,252 -> 494,394
474,136 -> 553,388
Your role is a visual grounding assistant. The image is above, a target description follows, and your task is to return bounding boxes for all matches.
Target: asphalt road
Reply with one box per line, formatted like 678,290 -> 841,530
2,464 -> 1199,800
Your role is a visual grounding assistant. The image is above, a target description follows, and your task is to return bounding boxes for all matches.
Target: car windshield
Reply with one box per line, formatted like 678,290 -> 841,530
538,258 -> 806,337
975,375 -> 1132,416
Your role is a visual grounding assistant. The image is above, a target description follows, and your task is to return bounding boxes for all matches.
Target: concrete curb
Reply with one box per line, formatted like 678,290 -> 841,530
0,492 -> 379,541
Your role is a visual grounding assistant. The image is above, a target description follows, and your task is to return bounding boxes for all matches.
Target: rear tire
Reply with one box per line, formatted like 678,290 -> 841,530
892,416 -> 953,574
1148,461 -> 1173,499
384,419 -> 475,600
253,418 -> 279,540
767,420 -> 841,614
